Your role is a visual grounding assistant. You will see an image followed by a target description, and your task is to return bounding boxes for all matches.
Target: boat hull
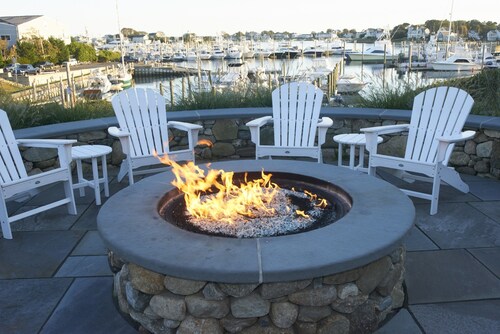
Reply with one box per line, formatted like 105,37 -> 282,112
430,62 -> 481,71
347,53 -> 397,62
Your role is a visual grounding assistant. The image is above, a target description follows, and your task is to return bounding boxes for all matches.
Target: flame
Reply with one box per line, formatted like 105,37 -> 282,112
155,152 -> 327,224
296,210 -> 309,218
197,139 -> 213,147
156,152 -> 281,222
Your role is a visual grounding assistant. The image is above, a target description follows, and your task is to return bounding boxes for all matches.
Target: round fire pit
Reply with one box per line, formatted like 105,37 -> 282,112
98,160 -> 415,333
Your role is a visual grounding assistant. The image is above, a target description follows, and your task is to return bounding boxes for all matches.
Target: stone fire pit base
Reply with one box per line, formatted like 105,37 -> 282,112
110,246 -> 405,334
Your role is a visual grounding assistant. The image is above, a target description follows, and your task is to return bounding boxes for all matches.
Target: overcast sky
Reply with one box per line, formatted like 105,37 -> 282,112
4,0 -> 499,37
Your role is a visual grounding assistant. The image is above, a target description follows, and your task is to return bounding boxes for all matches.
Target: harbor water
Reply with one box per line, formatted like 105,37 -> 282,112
133,41 -> 481,104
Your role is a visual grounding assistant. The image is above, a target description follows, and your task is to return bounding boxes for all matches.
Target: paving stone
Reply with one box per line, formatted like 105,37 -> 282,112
405,249 -> 500,304
40,277 -> 137,334
403,226 -> 439,251
468,247 -> 500,276
70,204 -> 100,231
375,309 -> 422,334
10,204 -> 87,232
72,230 -> 108,255
0,230 -> 84,278
55,256 -> 112,277
415,203 -> 500,248
469,201 -> 500,222
0,278 -> 72,334
468,180 -> 500,201
410,300 -> 500,334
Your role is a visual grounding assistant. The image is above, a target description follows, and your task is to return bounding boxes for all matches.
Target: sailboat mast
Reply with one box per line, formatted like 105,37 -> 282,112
116,0 -> 125,69
445,0 -> 454,58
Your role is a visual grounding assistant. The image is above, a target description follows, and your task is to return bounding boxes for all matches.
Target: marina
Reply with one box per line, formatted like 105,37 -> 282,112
2,38 -> 498,107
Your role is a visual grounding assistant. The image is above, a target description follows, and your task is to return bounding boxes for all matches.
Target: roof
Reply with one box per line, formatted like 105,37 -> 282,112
0,15 -> 42,26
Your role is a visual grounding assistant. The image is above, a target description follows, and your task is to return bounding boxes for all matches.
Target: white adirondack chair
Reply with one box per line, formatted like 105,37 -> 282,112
361,86 -> 476,215
246,82 -> 333,162
109,88 -> 202,184
0,109 -> 77,239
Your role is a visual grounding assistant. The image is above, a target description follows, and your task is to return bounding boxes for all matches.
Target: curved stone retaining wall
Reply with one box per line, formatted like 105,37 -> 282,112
109,247 -> 405,334
13,107 -> 500,179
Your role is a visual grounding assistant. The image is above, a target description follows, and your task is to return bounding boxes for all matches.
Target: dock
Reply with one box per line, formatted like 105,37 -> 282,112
132,64 -> 206,77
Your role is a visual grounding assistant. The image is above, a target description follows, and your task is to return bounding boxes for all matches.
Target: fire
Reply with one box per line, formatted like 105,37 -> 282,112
197,139 -> 213,147
155,153 -> 329,225
156,153 -> 280,223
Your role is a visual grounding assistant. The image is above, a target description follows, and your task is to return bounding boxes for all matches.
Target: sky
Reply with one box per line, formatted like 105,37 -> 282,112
3,0 -> 499,38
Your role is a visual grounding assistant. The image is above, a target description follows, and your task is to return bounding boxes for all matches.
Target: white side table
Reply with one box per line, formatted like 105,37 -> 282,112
333,133 -> 383,172
71,145 -> 112,205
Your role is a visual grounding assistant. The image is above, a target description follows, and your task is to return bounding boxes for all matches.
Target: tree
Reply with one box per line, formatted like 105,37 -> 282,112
48,37 -> 69,64
391,23 -> 410,40
425,20 -> 444,33
15,40 -> 38,64
97,50 -> 121,62
68,41 -> 97,62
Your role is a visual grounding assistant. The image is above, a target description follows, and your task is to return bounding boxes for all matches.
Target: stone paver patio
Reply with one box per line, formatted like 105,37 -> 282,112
1,164 -> 499,333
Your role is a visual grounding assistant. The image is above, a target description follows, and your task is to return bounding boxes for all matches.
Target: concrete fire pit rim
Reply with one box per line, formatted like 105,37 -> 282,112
97,160 -> 415,283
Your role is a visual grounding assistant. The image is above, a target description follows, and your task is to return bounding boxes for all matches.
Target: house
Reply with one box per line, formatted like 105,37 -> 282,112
436,28 -> 458,42
486,30 -> 500,41
356,28 -> 384,39
315,32 -> 337,40
407,26 -> 429,40
129,34 -> 150,44
0,15 -> 70,48
468,30 -> 481,41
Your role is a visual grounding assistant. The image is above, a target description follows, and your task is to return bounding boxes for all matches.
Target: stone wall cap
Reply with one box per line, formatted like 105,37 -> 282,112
14,108 -> 498,140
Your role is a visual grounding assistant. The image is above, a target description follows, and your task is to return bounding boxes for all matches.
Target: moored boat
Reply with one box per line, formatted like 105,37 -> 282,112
430,54 -> 482,71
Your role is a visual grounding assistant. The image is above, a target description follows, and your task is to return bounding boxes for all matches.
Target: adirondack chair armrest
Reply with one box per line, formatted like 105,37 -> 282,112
108,126 -> 130,138
167,121 -> 203,149
16,139 -> 77,165
361,124 -> 410,154
108,126 -> 132,155
246,116 -> 273,144
436,130 -> 476,162
245,116 -> 273,128
167,121 -> 203,132
317,117 -> 333,145
360,124 -> 410,135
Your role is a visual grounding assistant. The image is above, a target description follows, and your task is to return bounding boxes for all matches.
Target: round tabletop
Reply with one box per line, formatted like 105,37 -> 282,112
71,145 -> 112,159
333,133 -> 383,145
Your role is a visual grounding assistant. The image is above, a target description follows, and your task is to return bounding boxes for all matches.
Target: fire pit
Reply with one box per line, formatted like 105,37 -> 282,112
98,160 -> 415,333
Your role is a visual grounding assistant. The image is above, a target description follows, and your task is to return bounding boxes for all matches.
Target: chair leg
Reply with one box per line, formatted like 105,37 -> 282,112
64,178 -> 77,215
0,199 -> 13,239
430,169 -> 442,215
440,166 -> 469,193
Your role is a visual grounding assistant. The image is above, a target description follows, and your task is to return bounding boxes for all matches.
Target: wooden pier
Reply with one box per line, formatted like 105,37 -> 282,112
132,64 -> 205,77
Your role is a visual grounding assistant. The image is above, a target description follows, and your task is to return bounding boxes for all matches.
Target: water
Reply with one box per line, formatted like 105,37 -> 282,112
133,41 -> 476,104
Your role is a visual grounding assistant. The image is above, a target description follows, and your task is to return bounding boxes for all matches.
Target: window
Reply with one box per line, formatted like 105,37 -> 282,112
0,35 -> 11,41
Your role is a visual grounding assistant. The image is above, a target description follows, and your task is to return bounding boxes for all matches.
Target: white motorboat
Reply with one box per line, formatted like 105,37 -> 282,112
430,54 -> 482,71
198,49 -> 212,60
336,75 -> 367,94
303,46 -> 326,57
254,48 -> 272,58
211,46 -> 226,60
171,51 -> 186,62
185,51 -> 198,61
214,62 -> 249,90
346,39 -> 397,62
82,70 -> 113,99
226,46 -> 243,59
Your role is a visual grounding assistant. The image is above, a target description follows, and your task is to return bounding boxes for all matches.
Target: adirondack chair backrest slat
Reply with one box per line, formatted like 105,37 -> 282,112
112,88 -> 171,158
272,82 -> 323,148
404,86 -> 474,164
0,110 -> 28,183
